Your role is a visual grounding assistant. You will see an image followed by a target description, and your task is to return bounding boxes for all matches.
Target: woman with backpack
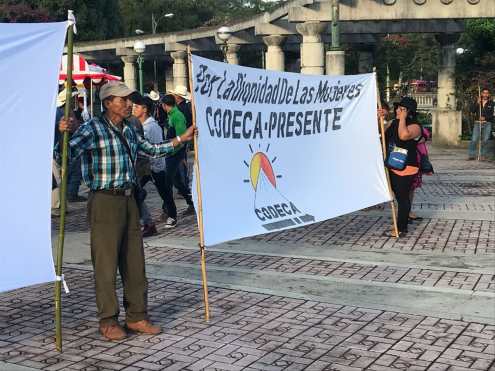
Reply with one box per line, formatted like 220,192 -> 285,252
384,97 -> 421,237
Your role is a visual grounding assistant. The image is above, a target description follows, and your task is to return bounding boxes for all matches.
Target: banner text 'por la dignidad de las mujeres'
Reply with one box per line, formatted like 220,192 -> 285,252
193,63 -> 367,141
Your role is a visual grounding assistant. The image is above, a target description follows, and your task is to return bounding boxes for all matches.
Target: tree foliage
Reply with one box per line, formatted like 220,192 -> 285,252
118,0 -> 284,35
455,19 -> 495,137
0,0 -> 284,40
374,34 -> 440,98
0,1 -> 51,22
456,19 -> 495,92
0,0 -> 123,40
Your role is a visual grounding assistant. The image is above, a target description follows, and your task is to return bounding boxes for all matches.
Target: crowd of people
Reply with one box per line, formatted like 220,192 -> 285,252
52,82 -> 196,237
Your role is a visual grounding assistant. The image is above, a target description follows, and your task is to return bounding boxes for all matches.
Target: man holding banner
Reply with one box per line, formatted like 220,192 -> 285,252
58,81 -> 195,340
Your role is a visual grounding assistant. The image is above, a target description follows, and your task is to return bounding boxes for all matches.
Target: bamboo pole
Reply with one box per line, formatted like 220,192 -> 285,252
478,85 -> 482,161
55,12 -> 74,352
374,69 -> 399,238
186,46 -> 210,321
90,80 -> 93,118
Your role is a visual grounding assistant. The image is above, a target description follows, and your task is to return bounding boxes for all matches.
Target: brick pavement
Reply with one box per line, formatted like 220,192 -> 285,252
0,269 -> 494,371
52,211 -> 495,254
1,148 -> 494,370
143,246 -> 495,293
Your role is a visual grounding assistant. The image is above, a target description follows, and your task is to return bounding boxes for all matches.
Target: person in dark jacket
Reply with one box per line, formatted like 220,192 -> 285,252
385,97 -> 421,237
469,88 -> 494,161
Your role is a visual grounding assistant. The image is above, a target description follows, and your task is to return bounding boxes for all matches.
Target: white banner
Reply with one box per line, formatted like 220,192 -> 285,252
191,55 -> 391,246
0,22 -> 67,292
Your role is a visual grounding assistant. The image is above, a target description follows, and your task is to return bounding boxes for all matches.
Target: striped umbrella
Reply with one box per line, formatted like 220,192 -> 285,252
59,54 -> 121,85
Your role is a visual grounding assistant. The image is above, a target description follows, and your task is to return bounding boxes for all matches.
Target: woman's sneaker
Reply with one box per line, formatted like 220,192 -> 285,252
164,217 -> 177,229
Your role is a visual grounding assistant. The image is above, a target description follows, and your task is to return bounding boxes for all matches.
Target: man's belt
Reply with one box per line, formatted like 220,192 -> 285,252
95,187 -> 134,197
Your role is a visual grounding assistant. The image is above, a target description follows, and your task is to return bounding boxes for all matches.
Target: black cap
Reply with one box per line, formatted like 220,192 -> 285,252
160,94 -> 176,106
397,96 -> 417,113
134,95 -> 154,114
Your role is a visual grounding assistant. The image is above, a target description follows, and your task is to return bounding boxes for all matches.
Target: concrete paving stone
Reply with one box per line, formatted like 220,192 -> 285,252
186,359 -> 215,370
92,361 -> 127,370
217,313 -> 269,331
259,320 -> 308,339
320,346 -> 379,368
308,360 -> 364,371
274,308 -> 327,326
278,339 -> 329,359
389,340 -> 444,361
339,333 -> 395,353
119,367 -> 143,371
204,361 -> 245,371
231,332 -> 285,352
370,353 -> 431,370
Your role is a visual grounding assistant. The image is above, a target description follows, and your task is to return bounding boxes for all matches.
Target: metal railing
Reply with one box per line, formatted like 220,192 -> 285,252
411,92 -> 437,111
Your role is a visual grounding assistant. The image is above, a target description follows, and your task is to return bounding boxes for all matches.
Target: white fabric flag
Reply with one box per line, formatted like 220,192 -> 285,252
191,55 -> 391,247
0,22 -> 67,292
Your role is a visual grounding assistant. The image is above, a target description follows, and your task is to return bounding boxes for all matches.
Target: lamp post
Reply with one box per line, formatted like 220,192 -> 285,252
216,26 -> 232,62
134,40 -> 145,94
330,0 -> 340,50
152,13 -> 174,91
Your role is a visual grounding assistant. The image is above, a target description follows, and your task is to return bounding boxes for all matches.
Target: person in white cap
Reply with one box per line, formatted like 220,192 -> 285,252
57,81 -> 195,341
167,85 -> 192,127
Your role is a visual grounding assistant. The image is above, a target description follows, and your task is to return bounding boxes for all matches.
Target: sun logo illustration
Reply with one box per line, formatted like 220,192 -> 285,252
242,144 -> 314,231
243,144 -> 281,191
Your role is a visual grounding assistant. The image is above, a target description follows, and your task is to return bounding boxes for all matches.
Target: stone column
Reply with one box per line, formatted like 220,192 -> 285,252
226,44 -> 240,65
164,64 -> 173,93
296,21 -> 327,75
171,50 -> 188,89
432,34 -> 461,147
435,34 -> 458,109
121,55 -> 137,91
326,50 -> 345,75
263,35 -> 286,71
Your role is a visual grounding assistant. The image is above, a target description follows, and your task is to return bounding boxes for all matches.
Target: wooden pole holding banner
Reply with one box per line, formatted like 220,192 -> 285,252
90,80 -> 93,118
373,68 -> 400,238
186,45 -> 210,321
54,10 -> 75,352
478,85 -> 482,161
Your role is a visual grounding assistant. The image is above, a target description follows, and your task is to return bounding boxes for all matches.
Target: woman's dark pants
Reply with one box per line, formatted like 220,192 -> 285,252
389,172 -> 414,233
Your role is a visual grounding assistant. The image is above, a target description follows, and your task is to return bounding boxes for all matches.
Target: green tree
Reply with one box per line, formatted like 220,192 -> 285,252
0,0 -> 123,41
1,0 -> 286,39
118,0 -> 285,37
455,19 -> 495,137
374,34 -> 440,98
0,1 -> 52,22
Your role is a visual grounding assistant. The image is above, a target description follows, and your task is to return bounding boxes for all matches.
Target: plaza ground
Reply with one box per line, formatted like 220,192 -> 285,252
0,147 -> 494,371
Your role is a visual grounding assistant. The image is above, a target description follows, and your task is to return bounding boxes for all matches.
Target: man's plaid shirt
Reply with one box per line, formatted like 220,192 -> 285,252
61,115 -> 174,191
